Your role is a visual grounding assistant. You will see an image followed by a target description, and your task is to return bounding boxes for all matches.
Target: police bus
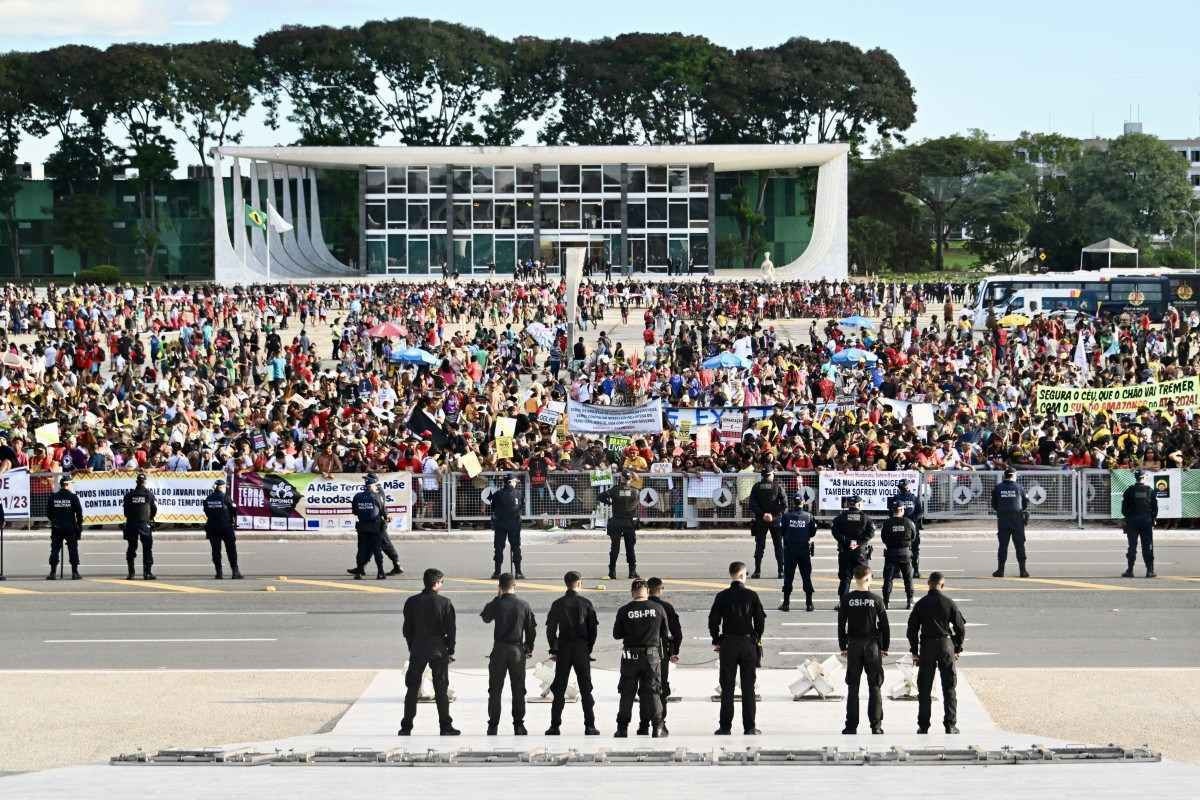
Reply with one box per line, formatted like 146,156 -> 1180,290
965,269 -> 1200,329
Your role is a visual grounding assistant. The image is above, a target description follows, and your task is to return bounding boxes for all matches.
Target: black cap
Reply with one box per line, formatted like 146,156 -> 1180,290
60,475 -> 72,486
1133,469 -> 1145,480
1003,468 -> 1016,479
364,473 -> 379,486
847,496 -> 862,506
135,471 -> 147,483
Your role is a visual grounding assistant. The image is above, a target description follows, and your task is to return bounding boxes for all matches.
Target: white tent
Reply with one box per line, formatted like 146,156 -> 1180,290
1079,237 -> 1139,268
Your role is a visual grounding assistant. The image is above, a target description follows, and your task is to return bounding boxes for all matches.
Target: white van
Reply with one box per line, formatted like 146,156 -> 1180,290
969,288 -> 1091,329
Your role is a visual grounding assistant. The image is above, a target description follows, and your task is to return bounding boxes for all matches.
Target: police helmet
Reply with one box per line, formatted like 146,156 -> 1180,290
364,473 -> 379,486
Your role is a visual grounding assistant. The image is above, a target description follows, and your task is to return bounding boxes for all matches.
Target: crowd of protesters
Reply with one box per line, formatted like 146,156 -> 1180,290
0,274 -> 1196,516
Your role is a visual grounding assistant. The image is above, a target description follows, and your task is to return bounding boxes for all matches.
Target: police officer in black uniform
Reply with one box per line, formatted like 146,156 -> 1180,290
990,468 -> 1030,577
203,478 -> 241,579
906,571 -> 967,734
708,561 -> 766,735
832,496 -> 875,603
639,577 -> 682,735
747,468 -> 787,579
880,503 -> 917,608
613,578 -> 669,738
545,570 -> 600,736
122,472 -> 157,580
888,478 -> 924,577
399,567 -> 459,736
490,474 -> 524,579
838,564 -> 889,735
481,572 -> 537,735
350,474 -> 387,580
597,472 -> 639,579
47,475 -> 84,580
1121,469 -> 1158,578
778,492 -> 818,612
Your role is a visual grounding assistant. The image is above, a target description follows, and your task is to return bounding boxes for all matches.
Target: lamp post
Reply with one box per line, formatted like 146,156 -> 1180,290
1181,209 -> 1199,269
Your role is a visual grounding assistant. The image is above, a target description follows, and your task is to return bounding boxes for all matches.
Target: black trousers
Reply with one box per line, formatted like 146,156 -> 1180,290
882,555 -> 913,603
207,530 -> 238,573
487,643 -> 527,727
124,524 -> 153,573
1125,525 -> 1154,567
911,521 -> 923,574
751,519 -> 783,575
717,636 -> 758,732
355,525 -> 383,573
608,522 -> 637,571
549,641 -> 595,729
49,530 -> 80,569
401,651 -> 453,731
616,647 -> 662,728
996,519 -> 1027,567
782,550 -> 814,597
493,524 -> 522,569
916,639 -> 958,730
837,551 -> 869,597
380,530 -> 400,567
844,639 -> 884,730
639,652 -> 672,727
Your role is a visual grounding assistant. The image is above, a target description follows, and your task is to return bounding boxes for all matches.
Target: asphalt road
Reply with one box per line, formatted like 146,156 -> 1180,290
0,536 -> 1197,671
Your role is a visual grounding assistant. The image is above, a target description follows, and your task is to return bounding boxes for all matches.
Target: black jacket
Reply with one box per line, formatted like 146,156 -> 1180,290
597,485 -> 638,523
831,510 -> 875,553
613,599 -> 668,649
1121,483 -> 1158,526
707,581 -> 766,645
48,489 -> 84,535
481,593 -> 536,653
837,589 -> 889,651
402,589 -> 457,658
880,516 -> 917,557
780,509 -> 818,552
122,486 -> 157,525
748,479 -> 787,519
888,490 -> 924,524
491,484 -> 523,528
990,480 -> 1028,518
352,489 -> 385,529
648,595 -> 683,657
546,589 -> 599,654
906,589 -> 967,655
203,490 -> 236,534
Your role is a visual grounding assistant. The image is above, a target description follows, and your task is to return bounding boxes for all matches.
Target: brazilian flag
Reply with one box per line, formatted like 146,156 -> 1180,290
244,203 -> 267,231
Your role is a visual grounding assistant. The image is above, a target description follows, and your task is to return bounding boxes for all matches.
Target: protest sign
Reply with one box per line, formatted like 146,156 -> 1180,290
818,470 -> 920,511
567,399 -> 663,434
1036,377 -> 1200,416
234,471 -> 412,532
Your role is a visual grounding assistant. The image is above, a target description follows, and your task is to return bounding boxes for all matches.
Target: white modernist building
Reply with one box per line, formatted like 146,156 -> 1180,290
212,144 -> 849,284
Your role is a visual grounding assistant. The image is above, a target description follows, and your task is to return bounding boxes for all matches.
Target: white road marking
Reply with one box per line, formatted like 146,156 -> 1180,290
44,638 -> 278,644
69,612 -> 307,617
779,622 -> 987,627
779,651 -> 999,657
1026,561 -> 1175,566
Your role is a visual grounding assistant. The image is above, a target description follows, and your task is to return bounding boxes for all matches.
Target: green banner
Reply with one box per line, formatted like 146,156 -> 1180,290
1037,376 -> 1200,416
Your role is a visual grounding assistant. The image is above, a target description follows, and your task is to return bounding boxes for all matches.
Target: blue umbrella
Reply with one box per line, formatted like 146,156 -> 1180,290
838,315 -> 878,329
390,346 -> 439,366
702,351 -> 752,369
829,347 -> 879,366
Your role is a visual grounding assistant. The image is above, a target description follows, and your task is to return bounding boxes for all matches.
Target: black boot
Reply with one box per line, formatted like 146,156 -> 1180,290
652,724 -> 667,738
491,565 -> 502,580
883,594 -> 890,609
636,723 -> 649,736
906,595 -> 912,609
628,567 -> 639,579
231,570 -> 244,580
1018,561 -> 1030,578
614,727 -> 628,738
127,560 -> 136,580
71,568 -> 81,580
751,561 -> 762,580
388,564 -> 403,576
46,570 -> 56,581
805,594 -> 814,612
144,572 -> 156,580
1146,563 -> 1156,578
515,563 -> 525,580
1121,560 -> 1135,578
607,565 -> 617,580
214,568 -> 224,579
778,594 -> 790,612
991,565 -> 1005,578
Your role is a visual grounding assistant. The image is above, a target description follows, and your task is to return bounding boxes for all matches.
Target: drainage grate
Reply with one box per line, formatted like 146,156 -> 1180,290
111,748 -> 276,766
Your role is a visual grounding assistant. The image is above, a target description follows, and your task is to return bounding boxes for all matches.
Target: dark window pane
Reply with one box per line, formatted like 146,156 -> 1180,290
428,166 -> 447,189
408,238 -> 429,274
583,202 -> 601,229
453,169 -> 471,194
408,202 -> 429,230
626,168 -> 646,193
474,233 -> 493,267
582,169 -> 601,193
387,198 -> 406,227
559,199 -> 580,229
690,233 -> 708,265
603,199 -> 621,222
604,164 -> 622,188
429,198 -> 447,225
540,201 -> 558,229
689,165 -> 707,186
647,198 -> 667,221
689,197 -> 708,221
472,166 -> 493,192
408,168 -> 428,194
366,170 -> 385,193
516,167 -> 535,189
453,202 -> 470,228
560,164 -> 580,186
366,238 -> 386,273
495,168 -> 515,194
669,202 -> 687,228
387,234 -> 406,268
366,203 -> 385,230
387,167 -> 407,190
496,202 -> 516,229
628,202 -> 646,228
648,166 -> 667,187
517,199 -> 535,224
540,167 -> 558,194
648,233 -> 668,264
669,168 -> 687,193
473,199 -> 494,227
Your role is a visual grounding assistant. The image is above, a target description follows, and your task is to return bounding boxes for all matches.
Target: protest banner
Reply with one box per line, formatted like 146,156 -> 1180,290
537,401 -> 565,427
606,434 -> 632,454
234,471 -> 413,533
695,426 -> 711,456
1036,376 -> 1200,416
0,466 -> 30,520
718,410 -> 745,444
495,436 -> 514,459
71,470 -> 223,524
666,406 -> 777,429
567,398 -> 663,434
818,470 -> 920,511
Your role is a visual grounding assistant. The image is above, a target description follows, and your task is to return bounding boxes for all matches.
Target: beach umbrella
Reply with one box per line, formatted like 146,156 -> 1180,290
838,315 -> 878,329
366,321 -> 407,338
829,347 -> 879,366
389,346 -> 439,366
997,313 -> 1031,328
702,351 -> 752,369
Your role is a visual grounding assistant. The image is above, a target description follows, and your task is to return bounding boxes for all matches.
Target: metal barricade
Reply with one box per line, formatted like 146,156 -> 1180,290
1080,469 -> 1114,520
924,469 -> 1077,521
450,471 -> 531,523
632,471 -> 684,527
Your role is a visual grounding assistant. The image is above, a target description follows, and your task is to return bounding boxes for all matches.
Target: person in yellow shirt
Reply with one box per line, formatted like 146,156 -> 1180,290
622,446 -> 648,473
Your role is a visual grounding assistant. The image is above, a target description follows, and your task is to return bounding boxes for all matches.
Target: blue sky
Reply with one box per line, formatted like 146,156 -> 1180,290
4,0 -> 1199,173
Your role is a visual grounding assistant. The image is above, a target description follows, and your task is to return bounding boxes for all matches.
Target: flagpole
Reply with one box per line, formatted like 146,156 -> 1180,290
266,218 -> 272,284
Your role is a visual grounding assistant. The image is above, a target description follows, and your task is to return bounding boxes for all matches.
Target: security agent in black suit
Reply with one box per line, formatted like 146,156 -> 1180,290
778,491 -> 818,612
709,561 -> 767,735
838,564 -> 889,735
481,573 -> 537,735
597,471 -> 639,580
906,571 -> 967,734
1121,469 -> 1158,578
545,571 -> 600,736
831,496 -> 875,603
888,478 -> 924,577
990,468 -> 1030,577
349,474 -> 387,580
638,577 -> 682,735
47,475 -> 84,580
613,578 -> 669,738
122,472 -> 157,580
202,479 -> 241,579
399,568 -> 460,736
490,474 -> 524,579
748,468 -> 787,578
880,503 -> 917,608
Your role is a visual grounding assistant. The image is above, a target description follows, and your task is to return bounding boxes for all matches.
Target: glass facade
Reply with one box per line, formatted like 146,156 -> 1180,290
363,162 -> 715,276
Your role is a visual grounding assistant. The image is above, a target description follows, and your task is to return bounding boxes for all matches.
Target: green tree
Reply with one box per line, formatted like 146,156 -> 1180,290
1010,132 -> 1083,266
170,41 -> 260,168
849,217 -> 897,276
479,36 -> 562,145
0,53 -> 34,278
848,150 -> 930,273
960,169 -> 1037,272
255,25 -> 382,146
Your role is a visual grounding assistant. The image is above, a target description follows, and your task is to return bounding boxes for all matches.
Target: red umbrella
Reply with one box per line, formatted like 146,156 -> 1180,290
366,322 -> 407,338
